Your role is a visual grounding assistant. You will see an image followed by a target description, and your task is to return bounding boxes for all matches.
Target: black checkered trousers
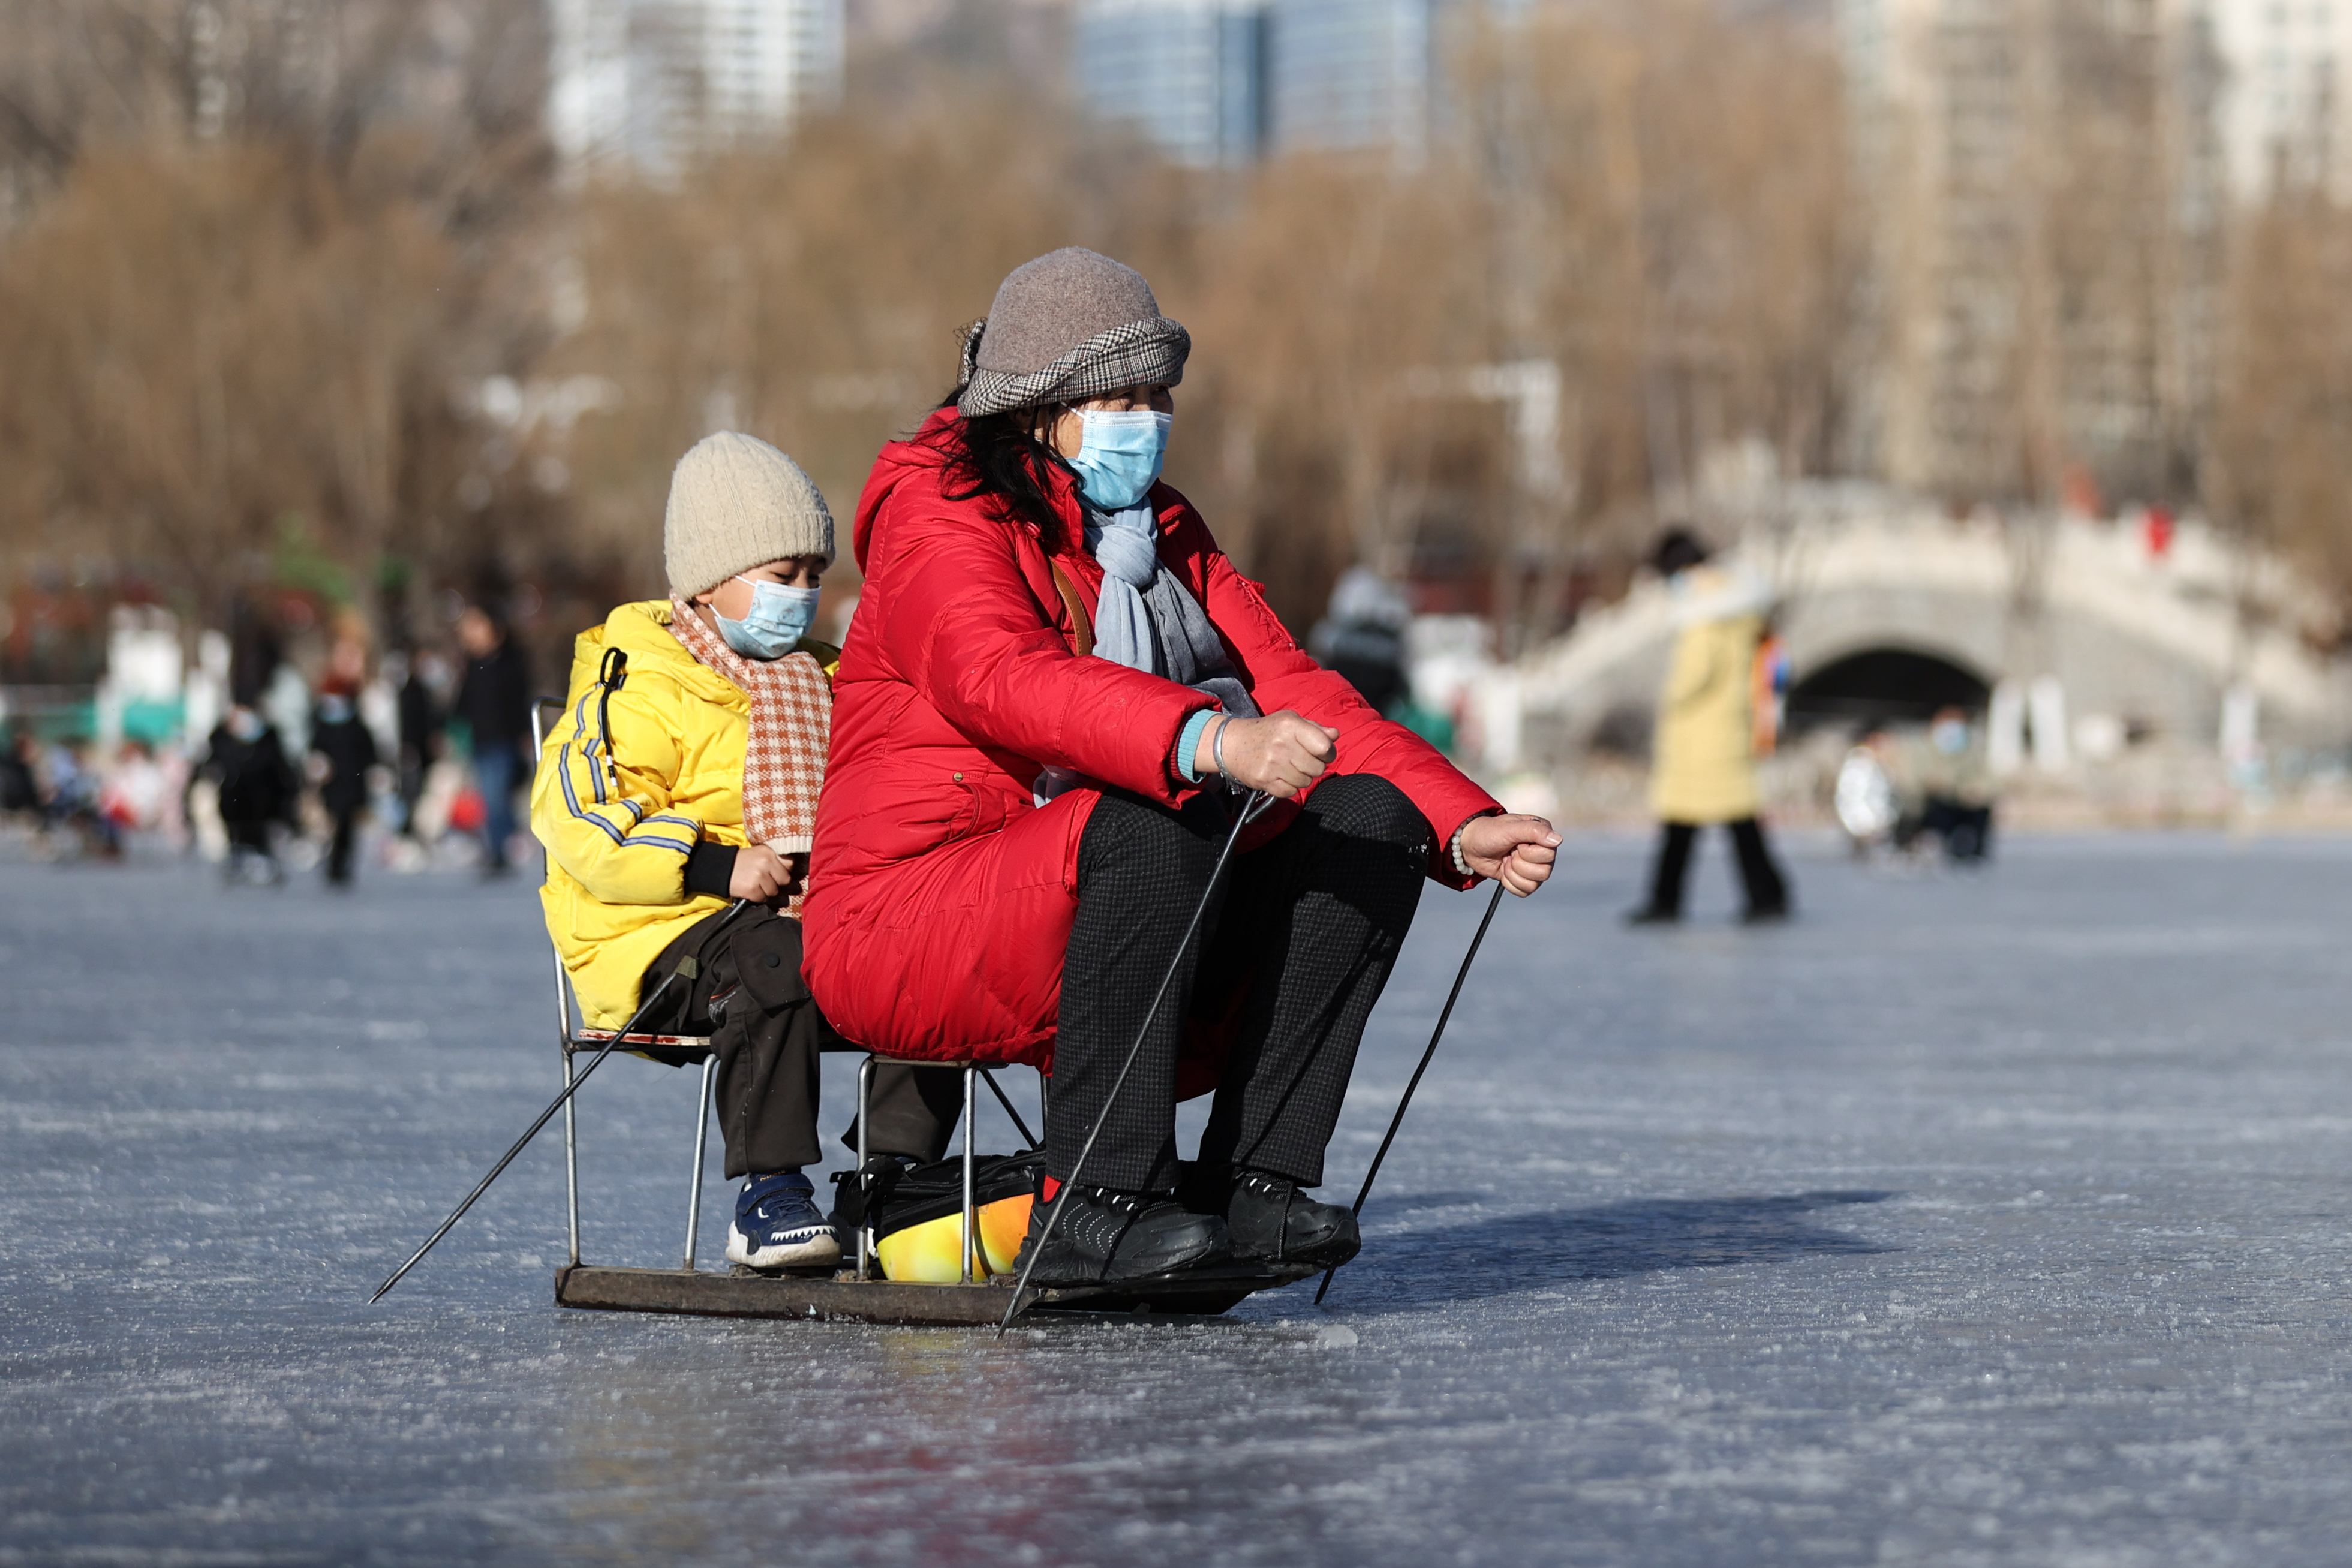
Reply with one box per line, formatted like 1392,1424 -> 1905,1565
1046,774 -> 1431,1193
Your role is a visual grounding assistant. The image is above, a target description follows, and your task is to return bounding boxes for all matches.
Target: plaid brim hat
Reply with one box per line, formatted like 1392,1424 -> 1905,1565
955,248 -> 1190,418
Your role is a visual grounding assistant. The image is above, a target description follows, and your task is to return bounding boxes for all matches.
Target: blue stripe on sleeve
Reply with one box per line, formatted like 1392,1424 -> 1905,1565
557,745 -> 625,845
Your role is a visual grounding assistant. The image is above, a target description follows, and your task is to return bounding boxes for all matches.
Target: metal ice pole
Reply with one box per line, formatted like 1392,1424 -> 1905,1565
371,901 -> 750,1304
684,1055 -> 717,1271
1313,881 -> 1506,1307
979,1068 -> 1039,1149
533,699 -> 584,1269
561,1052 -> 581,1267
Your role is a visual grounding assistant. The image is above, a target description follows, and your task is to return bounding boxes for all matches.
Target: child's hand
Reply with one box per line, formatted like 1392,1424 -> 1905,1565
730,845 -> 795,904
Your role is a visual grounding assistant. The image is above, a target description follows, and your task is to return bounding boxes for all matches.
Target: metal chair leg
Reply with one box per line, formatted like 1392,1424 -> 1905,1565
855,1055 -> 876,1279
683,1054 -> 717,1271
961,1064 -> 977,1282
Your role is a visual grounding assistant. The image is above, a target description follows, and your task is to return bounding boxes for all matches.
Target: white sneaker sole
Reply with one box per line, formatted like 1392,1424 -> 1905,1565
727,1222 -> 841,1271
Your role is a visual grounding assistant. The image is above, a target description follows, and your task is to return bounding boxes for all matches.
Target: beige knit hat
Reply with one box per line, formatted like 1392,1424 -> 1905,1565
663,432 -> 835,598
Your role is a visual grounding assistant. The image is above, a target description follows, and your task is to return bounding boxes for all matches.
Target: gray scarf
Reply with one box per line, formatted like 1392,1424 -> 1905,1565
1034,501 -> 1259,804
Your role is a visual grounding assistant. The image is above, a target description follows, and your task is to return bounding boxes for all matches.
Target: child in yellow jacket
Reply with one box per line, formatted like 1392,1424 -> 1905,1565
532,432 -> 951,1269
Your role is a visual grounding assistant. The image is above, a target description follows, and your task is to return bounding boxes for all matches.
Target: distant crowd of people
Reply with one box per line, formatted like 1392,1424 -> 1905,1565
0,597 -> 542,890
1,731 -> 185,860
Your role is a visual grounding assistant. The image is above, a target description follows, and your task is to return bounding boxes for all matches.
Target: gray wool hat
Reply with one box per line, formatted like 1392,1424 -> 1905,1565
956,247 -> 1190,417
663,431 -> 834,600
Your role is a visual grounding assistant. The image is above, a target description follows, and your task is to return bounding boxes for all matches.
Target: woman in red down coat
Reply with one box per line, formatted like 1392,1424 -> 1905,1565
804,248 -> 1560,1286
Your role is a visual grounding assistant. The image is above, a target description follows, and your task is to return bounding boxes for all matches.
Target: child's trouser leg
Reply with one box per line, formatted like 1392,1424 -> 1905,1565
634,907 -> 821,1177
843,1067 -> 967,1165
706,911 -> 826,1178
638,907 -> 955,1178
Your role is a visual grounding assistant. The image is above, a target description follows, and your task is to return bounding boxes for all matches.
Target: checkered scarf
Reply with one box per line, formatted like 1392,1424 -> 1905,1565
667,598 -> 829,867
955,315 -> 1191,418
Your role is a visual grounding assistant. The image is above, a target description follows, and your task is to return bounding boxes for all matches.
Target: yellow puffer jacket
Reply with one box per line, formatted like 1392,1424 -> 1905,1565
531,599 -> 838,1029
1650,570 -> 1767,826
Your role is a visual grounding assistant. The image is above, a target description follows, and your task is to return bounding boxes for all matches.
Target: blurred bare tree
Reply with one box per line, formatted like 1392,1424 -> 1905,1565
2210,192 -> 2352,636
4,0 -> 2347,662
0,0 -> 555,640
551,0 -> 1854,636
548,55 -> 1181,600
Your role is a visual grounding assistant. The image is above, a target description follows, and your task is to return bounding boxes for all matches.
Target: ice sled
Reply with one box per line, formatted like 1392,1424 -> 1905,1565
554,1261 -> 1319,1326
539,1022 -> 1315,1325
528,700 -> 1311,1328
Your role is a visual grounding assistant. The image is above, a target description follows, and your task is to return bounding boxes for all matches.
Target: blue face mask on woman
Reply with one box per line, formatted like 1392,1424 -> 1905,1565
1067,408 -> 1172,511
715,576 -> 820,661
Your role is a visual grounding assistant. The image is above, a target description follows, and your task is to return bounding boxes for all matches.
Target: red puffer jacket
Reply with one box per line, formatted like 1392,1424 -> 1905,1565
802,410 -> 1500,1071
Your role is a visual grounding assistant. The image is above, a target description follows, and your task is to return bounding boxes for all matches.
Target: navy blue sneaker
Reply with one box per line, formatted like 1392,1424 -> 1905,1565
727,1172 -> 840,1270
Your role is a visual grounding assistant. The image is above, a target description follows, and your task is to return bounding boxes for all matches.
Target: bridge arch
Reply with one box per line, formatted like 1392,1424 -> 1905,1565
1784,644 -> 1992,734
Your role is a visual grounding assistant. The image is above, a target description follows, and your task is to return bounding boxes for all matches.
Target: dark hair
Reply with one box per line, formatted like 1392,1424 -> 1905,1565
933,397 -> 1077,551
1650,528 -> 1710,577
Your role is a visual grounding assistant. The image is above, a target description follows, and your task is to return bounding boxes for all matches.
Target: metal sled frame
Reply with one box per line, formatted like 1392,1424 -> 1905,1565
528,702 -> 1310,1325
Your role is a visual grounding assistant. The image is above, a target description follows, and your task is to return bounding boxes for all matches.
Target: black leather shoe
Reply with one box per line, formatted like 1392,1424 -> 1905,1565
1623,906 -> 1680,926
1015,1184 -> 1233,1285
1225,1170 -> 1360,1269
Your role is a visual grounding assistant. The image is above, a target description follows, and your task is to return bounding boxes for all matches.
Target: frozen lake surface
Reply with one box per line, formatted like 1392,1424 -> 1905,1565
5,831 -> 2351,1566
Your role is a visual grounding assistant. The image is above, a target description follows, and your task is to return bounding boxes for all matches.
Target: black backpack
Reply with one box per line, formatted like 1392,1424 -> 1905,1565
829,1153 -> 1038,1242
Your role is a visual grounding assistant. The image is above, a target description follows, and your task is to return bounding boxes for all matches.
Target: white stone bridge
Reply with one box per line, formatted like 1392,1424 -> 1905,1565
1511,489 -> 2352,770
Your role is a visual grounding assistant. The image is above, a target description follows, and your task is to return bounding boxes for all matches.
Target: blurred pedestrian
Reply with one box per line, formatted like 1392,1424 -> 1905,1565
1834,726 -> 1902,856
203,704 -> 298,884
1626,529 -> 1792,925
97,738 -> 171,846
1307,565 -> 1412,717
453,603 -> 532,877
1904,706 -> 1996,862
311,639 -> 379,887
1,729 -> 43,820
389,647 -> 445,841
40,739 -> 122,857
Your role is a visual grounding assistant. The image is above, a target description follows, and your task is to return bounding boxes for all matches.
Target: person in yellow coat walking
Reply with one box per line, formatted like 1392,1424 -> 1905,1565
1627,530 -> 1792,925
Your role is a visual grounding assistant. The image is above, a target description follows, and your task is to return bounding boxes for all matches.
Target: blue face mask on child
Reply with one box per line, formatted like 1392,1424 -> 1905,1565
715,577 -> 820,661
1067,408 -> 1172,511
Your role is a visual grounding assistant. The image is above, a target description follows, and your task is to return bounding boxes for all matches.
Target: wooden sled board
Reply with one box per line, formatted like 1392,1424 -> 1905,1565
554,1262 -> 1318,1326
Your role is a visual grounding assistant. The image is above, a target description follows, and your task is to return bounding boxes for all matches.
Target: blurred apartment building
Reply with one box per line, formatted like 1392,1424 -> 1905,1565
1836,0 -> 2351,509
1074,1 -> 1269,165
549,0 -> 845,176
2207,0 -> 2352,198
1073,0 -> 1439,163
